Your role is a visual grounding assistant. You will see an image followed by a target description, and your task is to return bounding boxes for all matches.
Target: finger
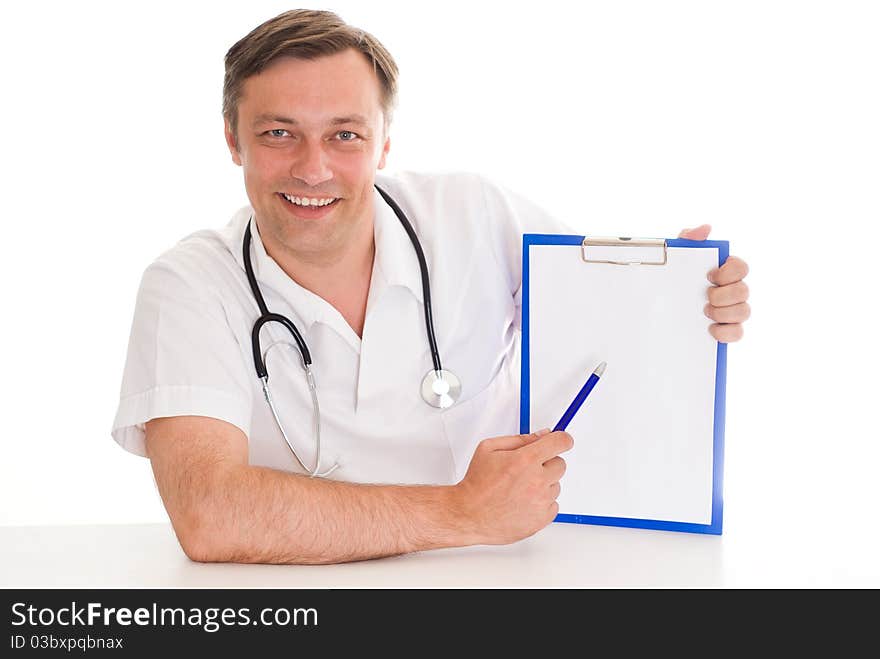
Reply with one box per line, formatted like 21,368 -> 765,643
708,280 -> 749,307
709,323 -> 744,343
521,428 -> 552,446
678,224 -> 712,241
483,428 -> 550,452
528,431 -> 574,463
704,302 -> 751,324
549,482 -> 561,500
542,456 -> 567,482
708,256 -> 749,286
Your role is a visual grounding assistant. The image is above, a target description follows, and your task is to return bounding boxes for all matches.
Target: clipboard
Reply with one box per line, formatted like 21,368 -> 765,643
520,234 -> 729,535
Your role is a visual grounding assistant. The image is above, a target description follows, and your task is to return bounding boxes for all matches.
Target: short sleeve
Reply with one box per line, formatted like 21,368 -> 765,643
479,176 -> 577,330
110,259 -> 254,457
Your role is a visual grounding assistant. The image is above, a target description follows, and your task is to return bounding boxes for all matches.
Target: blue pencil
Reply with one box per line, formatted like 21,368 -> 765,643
553,361 -> 606,432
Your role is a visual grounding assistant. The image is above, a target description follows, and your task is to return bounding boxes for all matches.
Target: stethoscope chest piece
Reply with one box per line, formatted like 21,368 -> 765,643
421,369 -> 461,409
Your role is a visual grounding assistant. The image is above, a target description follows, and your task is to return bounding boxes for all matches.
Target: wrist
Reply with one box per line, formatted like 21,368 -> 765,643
398,483 -> 482,552
440,482 -> 483,548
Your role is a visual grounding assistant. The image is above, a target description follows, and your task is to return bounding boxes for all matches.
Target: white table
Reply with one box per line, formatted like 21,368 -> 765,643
3,518 -> 877,588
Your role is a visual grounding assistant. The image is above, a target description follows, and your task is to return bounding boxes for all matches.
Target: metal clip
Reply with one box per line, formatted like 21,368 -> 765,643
581,236 -> 668,266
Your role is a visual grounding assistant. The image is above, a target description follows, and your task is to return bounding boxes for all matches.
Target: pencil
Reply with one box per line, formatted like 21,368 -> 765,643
553,361 -> 606,432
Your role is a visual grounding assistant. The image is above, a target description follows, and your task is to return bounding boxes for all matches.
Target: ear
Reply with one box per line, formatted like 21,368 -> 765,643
224,119 -> 243,166
377,134 -> 391,170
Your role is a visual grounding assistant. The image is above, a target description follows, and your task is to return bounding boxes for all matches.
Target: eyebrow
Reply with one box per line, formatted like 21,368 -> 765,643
252,113 -> 371,128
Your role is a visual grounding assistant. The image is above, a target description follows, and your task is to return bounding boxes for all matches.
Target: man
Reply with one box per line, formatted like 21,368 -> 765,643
112,9 -> 750,564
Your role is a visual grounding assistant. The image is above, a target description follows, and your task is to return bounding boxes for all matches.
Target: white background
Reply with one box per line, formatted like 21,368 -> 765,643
1,1 -> 878,582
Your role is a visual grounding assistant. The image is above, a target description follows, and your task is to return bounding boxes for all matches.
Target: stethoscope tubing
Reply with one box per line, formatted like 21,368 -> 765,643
373,184 -> 443,374
243,184 -> 441,380
241,184 -> 455,476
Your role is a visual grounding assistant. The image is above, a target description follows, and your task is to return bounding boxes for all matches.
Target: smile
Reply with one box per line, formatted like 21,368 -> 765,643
280,193 -> 338,207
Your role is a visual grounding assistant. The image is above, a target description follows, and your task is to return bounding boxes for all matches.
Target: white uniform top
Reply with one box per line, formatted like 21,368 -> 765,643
111,171 -> 571,485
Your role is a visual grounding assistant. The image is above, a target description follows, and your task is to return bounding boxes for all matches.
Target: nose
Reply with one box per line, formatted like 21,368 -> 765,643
290,139 -> 333,188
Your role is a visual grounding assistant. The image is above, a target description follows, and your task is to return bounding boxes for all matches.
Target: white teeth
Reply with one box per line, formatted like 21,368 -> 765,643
282,193 -> 337,207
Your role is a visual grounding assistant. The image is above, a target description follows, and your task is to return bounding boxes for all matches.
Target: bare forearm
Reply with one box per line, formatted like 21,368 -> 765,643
186,464 -> 474,564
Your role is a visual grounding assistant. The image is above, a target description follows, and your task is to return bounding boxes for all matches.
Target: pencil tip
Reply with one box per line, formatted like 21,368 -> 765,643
595,361 -> 606,376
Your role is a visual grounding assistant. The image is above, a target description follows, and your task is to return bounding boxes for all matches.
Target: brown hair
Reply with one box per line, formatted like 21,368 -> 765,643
223,9 -> 399,147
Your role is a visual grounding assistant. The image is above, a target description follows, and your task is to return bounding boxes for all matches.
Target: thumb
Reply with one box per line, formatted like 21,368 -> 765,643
678,224 -> 712,241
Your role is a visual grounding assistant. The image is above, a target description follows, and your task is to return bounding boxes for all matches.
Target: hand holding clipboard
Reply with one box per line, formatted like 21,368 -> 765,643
522,232 -> 733,534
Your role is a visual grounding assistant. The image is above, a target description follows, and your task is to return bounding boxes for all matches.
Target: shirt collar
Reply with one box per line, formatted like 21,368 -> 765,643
220,184 -> 424,333
221,206 -> 327,332
372,183 -> 425,305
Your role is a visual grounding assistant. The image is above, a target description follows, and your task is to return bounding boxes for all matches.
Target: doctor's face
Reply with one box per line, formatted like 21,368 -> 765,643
224,49 -> 390,262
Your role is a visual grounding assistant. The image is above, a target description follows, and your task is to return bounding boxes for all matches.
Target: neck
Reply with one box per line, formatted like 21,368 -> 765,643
268,228 -> 375,293
256,216 -> 376,338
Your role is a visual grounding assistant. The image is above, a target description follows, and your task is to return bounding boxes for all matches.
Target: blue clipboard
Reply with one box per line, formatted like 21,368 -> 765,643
520,234 -> 729,535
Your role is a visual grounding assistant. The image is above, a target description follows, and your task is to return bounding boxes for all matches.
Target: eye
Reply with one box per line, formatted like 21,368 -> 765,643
337,130 -> 360,141
267,129 -> 289,138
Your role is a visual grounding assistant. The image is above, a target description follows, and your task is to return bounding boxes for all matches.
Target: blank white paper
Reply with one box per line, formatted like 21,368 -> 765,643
528,243 -> 719,525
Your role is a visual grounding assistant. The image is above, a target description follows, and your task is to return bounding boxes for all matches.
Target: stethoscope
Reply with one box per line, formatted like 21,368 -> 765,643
242,184 -> 461,477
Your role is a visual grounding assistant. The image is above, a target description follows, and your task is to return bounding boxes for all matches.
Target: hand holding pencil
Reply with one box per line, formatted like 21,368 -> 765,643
450,362 -> 604,545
